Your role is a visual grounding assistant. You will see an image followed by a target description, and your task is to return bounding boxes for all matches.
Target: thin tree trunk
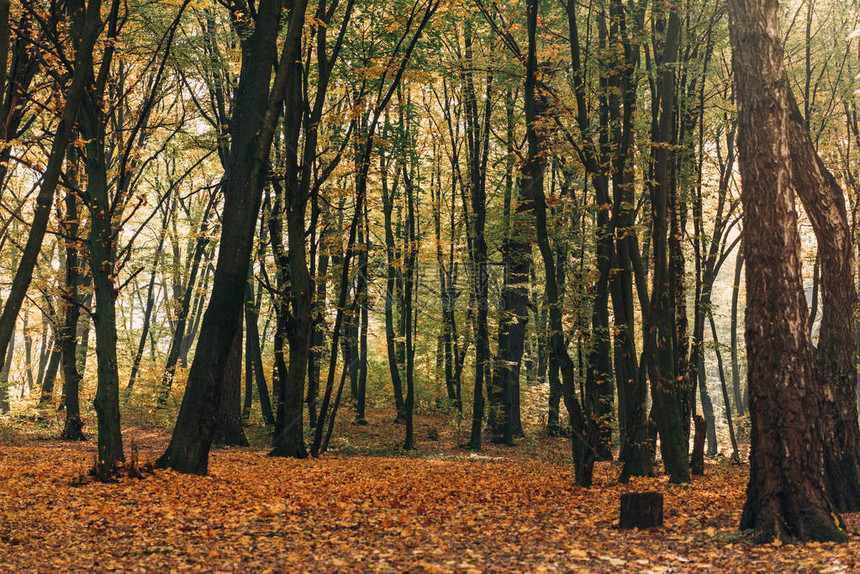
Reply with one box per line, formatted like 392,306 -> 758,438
127,201 -> 170,390
530,0 -> 594,486
730,243 -> 745,415
708,311 -> 740,463
245,281 -> 274,425
0,325 -> 14,413
0,0 -> 105,374
159,191 -> 217,402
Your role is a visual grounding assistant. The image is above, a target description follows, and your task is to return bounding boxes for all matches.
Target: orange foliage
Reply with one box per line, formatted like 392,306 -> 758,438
1,429 -> 860,572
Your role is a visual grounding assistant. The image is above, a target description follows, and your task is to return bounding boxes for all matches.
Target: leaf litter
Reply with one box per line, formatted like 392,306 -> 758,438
1,428 -> 860,572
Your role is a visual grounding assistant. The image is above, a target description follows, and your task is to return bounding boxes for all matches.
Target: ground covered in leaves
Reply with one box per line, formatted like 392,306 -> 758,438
2,419 -> 860,572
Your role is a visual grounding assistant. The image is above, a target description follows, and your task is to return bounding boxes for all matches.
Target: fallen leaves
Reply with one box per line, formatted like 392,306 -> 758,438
1,429 -> 860,572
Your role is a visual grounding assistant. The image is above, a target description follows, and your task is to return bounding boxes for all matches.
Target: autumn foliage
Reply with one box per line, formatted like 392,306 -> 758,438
2,422 -> 860,572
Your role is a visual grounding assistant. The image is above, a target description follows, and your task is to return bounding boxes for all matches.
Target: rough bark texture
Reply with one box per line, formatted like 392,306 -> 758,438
728,0 -> 847,543
786,91 -> 860,513
59,154 -> 84,440
491,79 -> 535,448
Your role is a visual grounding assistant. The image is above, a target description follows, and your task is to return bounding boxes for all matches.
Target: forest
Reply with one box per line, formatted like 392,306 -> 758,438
2,0 -> 860,570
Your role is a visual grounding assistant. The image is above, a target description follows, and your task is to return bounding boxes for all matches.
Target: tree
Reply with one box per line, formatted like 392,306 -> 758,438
646,3 -> 689,485
786,90 -> 860,513
727,0 -> 846,543
0,0 -> 105,377
157,0 -> 309,474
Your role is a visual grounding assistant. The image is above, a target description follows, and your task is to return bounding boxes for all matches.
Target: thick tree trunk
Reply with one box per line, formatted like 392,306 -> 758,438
85,129 -> 125,476
491,90 -> 534,446
157,0 -> 308,474
213,316 -> 249,446
80,2 -> 126,475
786,90 -> 860,513
728,0 -> 846,542
269,196 -> 312,458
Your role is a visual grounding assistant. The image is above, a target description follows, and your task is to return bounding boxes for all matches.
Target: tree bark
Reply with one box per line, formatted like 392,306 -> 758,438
157,0 -> 308,474
786,90 -> 860,512
646,5 -> 690,485
213,315 -> 249,447
491,88 -> 533,446
79,0 -> 125,477
728,0 -> 846,542
60,181 -> 84,440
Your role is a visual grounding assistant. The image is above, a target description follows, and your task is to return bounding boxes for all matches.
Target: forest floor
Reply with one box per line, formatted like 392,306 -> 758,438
2,409 -> 860,572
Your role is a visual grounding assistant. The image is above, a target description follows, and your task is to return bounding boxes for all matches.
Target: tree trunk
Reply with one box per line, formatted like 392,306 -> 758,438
157,0 -> 308,474
38,345 -> 61,407
159,191 -> 217,402
213,315 -> 249,446
728,0 -> 846,542
128,201 -> 170,391
462,23 -> 492,451
730,245 -> 745,416
381,150 -> 407,423
60,182 -> 84,440
0,322 -> 14,412
530,0 -> 593,486
491,89 -> 533,446
244,281 -> 274,425
80,1 -> 125,475
786,90 -> 860,513
709,311 -> 740,463
646,6 -> 690,485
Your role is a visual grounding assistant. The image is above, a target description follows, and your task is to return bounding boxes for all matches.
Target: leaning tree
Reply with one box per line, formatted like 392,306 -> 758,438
727,0 -> 847,543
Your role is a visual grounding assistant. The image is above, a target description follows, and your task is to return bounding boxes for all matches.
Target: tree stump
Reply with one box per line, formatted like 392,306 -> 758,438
619,492 -> 663,530
691,414 -> 706,475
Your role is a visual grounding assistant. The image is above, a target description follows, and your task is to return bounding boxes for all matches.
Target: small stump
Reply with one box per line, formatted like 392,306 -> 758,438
619,492 -> 663,530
